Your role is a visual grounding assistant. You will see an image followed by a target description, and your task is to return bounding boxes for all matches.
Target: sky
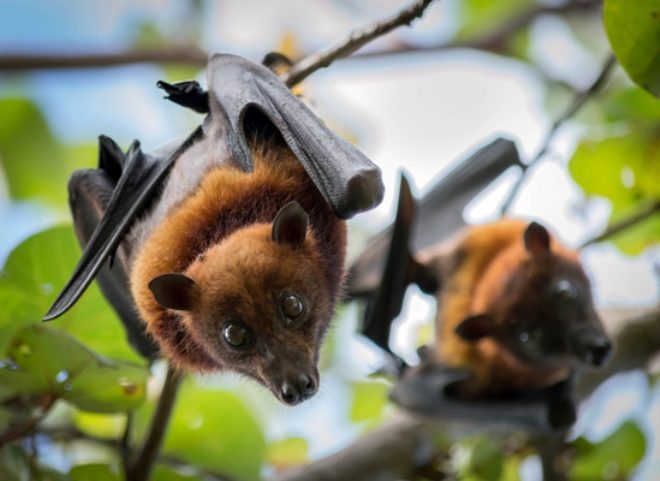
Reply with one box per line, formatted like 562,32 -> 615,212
0,0 -> 659,478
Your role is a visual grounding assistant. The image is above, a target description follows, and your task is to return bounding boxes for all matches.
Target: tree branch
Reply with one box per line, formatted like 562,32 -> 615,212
128,364 -> 182,481
281,0 -> 436,87
0,48 -> 207,71
271,307 -> 660,481
500,54 -> 617,215
580,200 -> 660,248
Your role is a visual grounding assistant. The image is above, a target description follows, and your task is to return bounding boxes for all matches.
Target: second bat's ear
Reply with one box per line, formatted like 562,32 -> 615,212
524,221 -> 550,256
455,314 -> 495,342
272,201 -> 309,247
149,273 -> 197,311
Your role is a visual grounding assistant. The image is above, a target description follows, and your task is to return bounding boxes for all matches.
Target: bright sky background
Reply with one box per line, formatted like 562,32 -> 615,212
0,0 -> 658,478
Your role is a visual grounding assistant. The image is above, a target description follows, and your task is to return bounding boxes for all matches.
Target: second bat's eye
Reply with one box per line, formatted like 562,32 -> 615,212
553,279 -> 578,303
223,322 -> 251,348
280,293 -> 304,323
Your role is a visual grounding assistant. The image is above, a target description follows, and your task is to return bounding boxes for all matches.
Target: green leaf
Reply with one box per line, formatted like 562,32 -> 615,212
457,0 -> 530,41
150,465 -> 205,481
0,445 -> 31,481
571,421 -> 646,480
0,226 -> 142,363
72,412 -> 126,440
468,438 -> 504,481
136,379 -> 265,481
0,325 -> 148,413
604,0 -> 660,97
349,380 -> 389,423
569,135 -> 660,253
69,464 -> 119,481
266,437 -> 309,470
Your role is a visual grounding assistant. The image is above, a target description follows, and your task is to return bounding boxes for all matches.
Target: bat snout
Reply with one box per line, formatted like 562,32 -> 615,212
279,373 -> 318,405
573,331 -> 613,368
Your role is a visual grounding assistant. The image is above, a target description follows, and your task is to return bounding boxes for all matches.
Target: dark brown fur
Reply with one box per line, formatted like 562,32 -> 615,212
421,219 -> 611,398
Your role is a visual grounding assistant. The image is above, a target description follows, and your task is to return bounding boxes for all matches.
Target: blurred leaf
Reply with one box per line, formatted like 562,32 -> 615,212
457,0 -> 530,41
569,134 -> 660,253
0,98 -> 66,204
454,437 -> 504,481
133,21 -> 165,49
150,465 -> 205,481
570,421 -> 646,480
73,412 -> 126,440
603,88 -> 660,125
0,98 -> 95,207
0,226 -> 142,363
0,407 -> 11,431
135,379 -> 265,481
604,0 -> 660,97
0,445 -> 30,481
266,437 -> 309,471
468,438 -> 503,481
69,464 -> 119,481
350,380 -> 389,423
0,325 -> 147,413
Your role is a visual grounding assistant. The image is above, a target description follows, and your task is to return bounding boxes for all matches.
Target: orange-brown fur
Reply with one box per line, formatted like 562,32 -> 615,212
425,219 -> 579,396
130,143 -> 346,371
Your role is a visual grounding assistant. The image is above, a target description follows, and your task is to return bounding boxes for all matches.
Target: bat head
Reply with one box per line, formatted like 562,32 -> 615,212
149,202 -> 333,405
456,222 -> 613,370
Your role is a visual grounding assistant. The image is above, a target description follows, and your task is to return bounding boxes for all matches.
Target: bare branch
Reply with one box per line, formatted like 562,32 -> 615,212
500,54 -> 618,215
581,200 -> 660,248
128,364 -> 182,481
281,0 -> 436,87
0,48 -> 207,71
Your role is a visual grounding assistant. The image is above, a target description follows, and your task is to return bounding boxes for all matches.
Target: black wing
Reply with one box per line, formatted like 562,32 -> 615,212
43,130 -> 202,323
347,138 -> 522,358
44,53 -> 384,325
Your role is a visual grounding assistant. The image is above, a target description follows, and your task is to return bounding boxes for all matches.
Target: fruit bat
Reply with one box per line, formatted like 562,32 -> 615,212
347,139 -> 611,430
43,53 -> 384,405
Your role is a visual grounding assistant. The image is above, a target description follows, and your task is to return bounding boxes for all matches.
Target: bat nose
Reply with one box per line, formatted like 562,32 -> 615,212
584,336 -> 613,367
280,374 -> 317,405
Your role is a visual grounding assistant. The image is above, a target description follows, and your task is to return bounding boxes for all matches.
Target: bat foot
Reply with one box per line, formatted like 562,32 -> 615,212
390,363 -> 576,432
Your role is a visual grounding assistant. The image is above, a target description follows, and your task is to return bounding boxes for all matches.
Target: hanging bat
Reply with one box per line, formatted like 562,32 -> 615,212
347,141 -> 612,430
44,53 -> 384,405
347,137 -> 523,358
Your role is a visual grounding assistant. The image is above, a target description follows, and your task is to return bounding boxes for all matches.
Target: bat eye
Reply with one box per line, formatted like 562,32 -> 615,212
280,293 -> 304,323
223,322 -> 251,348
554,279 -> 578,302
518,326 -> 544,354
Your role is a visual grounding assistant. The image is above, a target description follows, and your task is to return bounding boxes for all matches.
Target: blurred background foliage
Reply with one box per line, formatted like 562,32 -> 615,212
0,0 -> 658,480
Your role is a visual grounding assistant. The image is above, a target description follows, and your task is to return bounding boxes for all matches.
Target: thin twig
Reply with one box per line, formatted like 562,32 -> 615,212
128,364 -> 182,481
281,0 -> 437,87
581,200 -> 660,248
0,394 -> 57,447
0,0 -> 601,76
500,54 -> 618,215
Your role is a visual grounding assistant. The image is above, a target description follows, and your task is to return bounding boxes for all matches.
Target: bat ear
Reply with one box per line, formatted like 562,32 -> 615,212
148,273 -> 197,311
524,221 -> 550,256
455,314 -> 495,342
272,201 -> 309,247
